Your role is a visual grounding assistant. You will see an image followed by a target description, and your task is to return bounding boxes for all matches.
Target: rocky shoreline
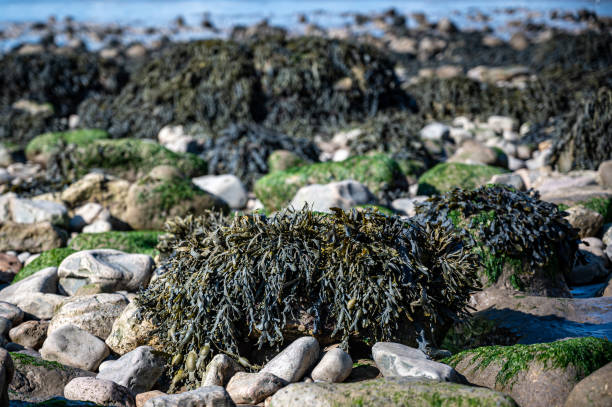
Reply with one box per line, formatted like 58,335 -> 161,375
0,5 -> 610,407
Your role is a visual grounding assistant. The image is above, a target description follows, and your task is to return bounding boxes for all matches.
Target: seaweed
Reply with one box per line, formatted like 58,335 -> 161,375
415,185 -> 579,292
137,208 -> 479,390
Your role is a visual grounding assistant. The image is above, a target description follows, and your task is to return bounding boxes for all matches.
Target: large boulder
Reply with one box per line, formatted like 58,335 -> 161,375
58,250 -> 154,296
416,162 -> 506,195
563,361 -> 612,407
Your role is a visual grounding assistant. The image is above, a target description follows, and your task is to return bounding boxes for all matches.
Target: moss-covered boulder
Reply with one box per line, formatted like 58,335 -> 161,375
25,129 -> 109,164
50,138 -> 208,182
444,338 -> 612,407
416,162 -> 506,196
124,170 -> 228,230
138,208 -> 479,390
268,377 -> 517,407
415,185 -> 579,297
254,154 -> 407,211
13,248 -> 76,283
69,231 -> 162,257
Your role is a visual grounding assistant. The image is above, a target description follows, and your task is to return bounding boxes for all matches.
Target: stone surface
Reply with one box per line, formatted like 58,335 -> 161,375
60,173 -> 129,217
0,348 -> 13,406
0,301 -> 23,325
0,317 -> 11,339
203,354 -> 245,387
136,391 -> 166,407
390,197 -> 428,217
97,346 -> 165,393
372,342 -> 462,382
563,361 -> 612,407
565,206 -> 604,238
0,252 -> 21,284
13,293 -> 66,320
260,336 -> 320,383
311,348 -> 352,383
570,250 -> 610,286
83,220 -> 113,233
420,122 -> 450,141
69,202 -> 107,231
105,301 -> 160,355
449,139 -> 505,167
64,377 -> 135,407
192,175 -> 248,209
48,293 -> 129,340
226,371 -> 287,404
9,320 -> 50,349
267,377 -> 517,407
489,173 -> 526,190
9,352 -> 95,403
143,386 -> 236,407
11,197 -> 68,227
58,249 -> 154,295
598,160 -> 612,189
0,266 -> 58,304
0,221 -> 66,252
602,223 -> 612,247
289,180 -> 375,212
40,324 -> 110,371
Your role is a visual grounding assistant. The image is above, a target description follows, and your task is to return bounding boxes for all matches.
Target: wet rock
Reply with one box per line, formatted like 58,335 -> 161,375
192,174 -> 248,209
0,301 -> 23,325
311,348 -> 352,383
267,377 -> 516,407
226,371 -> 287,404
260,337 -> 320,383
203,354 -> 244,387
289,180 -> 376,212
58,249 -> 154,295
40,324 -> 110,371
565,206 -> 604,238
372,342 -> 462,382
0,266 -> 58,304
105,301 -> 160,355
143,386 -> 235,407
0,221 -> 66,252
97,346 -> 165,393
570,250 -> 610,286
48,293 -> 129,340
564,361 -> 612,407
9,352 -> 95,403
0,348 -> 14,407
9,320 -> 50,349
64,377 -> 135,407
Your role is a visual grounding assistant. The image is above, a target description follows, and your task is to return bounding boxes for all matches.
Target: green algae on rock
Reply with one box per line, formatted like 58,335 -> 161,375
416,163 -> 506,196
13,248 -> 76,283
137,208 -> 479,390
415,185 -> 579,296
69,231 -> 162,257
49,138 -> 208,182
268,377 -> 517,407
25,129 -> 109,164
254,154 -> 407,211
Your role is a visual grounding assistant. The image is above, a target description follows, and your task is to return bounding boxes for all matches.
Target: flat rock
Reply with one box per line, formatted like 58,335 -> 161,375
40,324 -> 110,371
0,266 -> 58,304
9,352 -> 95,403
9,320 -> 50,349
289,180 -> 375,212
372,342 -> 463,382
58,249 -> 154,295
48,293 -> 128,340
97,346 -> 165,393
226,371 -> 287,404
260,336 -> 319,383
311,348 -> 352,383
192,175 -> 248,209
564,361 -> 612,407
143,386 -> 235,407
267,377 -> 516,407
203,354 -> 244,387
64,377 -> 135,407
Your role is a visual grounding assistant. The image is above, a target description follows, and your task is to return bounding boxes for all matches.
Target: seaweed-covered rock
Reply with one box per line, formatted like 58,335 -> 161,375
549,87 -> 612,172
48,139 -> 208,182
415,185 -> 579,296
444,338 -> 612,407
124,171 -> 228,230
254,154 -> 407,211
137,208 -> 479,390
25,129 -> 109,165
416,162 -> 506,196
200,123 -> 319,188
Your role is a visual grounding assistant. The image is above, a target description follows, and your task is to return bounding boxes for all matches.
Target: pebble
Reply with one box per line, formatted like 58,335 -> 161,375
226,371 -> 287,404
260,336 -> 320,383
202,354 -> 244,387
311,348 -> 353,383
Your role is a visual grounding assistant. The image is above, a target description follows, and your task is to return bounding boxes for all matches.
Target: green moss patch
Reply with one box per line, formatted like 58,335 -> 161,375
13,248 -> 76,283
254,154 -> 406,211
69,231 -> 162,257
417,163 -> 506,196
10,352 -> 67,371
25,129 -> 109,161
444,337 -> 612,388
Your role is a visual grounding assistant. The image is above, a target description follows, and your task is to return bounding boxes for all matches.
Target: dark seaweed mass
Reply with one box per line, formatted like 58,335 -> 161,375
201,123 -> 320,188
138,208 -> 479,390
414,185 -> 579,285
78,36 -> 412,140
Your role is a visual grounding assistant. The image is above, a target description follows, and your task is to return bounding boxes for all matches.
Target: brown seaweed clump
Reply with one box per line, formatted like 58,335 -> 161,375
137,208 -> 479,390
